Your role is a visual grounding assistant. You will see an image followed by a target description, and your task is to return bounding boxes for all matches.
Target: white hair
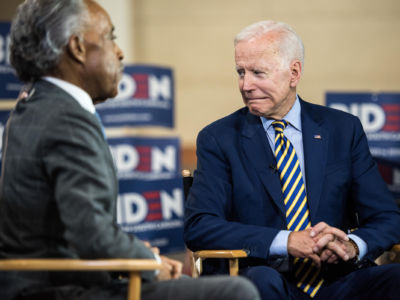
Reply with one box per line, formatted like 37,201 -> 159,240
234,20 -> 305,70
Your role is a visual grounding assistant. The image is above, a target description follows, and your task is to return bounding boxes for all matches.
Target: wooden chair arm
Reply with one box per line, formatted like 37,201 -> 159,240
192,250 -> 248,277
387,244 -> 400,263
390,244 -> 400,253
0,258 -> 161,300
193,250 -> 248,259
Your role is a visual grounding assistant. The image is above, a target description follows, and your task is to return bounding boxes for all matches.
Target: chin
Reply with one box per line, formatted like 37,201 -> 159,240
248,108 -> 264,117
247,104 -> 266,117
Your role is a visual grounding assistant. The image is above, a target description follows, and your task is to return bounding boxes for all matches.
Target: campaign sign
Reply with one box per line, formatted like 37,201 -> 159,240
117,178 -> 184,254
0,22 -> 23,99
108,136 -> 180,181
108,136 -> 183,253
96,65 -> 174,128
326,92 -> 400,199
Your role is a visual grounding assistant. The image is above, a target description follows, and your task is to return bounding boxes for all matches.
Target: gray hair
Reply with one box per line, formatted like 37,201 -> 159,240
9,0 -> 90,82
234,20 -> 305,70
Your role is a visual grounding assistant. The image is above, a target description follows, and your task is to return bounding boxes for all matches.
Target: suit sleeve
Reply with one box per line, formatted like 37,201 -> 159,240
184,128 -> 280,259
348,118 -> 400,259
42,108 -> 156,279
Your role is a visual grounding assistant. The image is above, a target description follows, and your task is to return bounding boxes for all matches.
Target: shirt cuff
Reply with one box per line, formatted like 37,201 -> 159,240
269,230 -> 291,257
347,233 -> 368,259
153,253 -> 162,276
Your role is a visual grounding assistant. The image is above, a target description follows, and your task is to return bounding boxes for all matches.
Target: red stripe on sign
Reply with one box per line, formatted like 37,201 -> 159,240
382,104 -> 400,112
146,213 -> 162,221
136,146 -> 151,154
143,191 -> 160,199
383,124 -> 400,131
136,163 -> 151,172
132,74 -> 149,99
149,203 -> 161,210
139,157 -> 151,163
135,146 -> 151,172
386,115 -> 400,122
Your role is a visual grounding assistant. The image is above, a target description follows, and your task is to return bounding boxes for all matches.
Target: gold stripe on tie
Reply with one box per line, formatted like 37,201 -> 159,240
272,120 -> 324,297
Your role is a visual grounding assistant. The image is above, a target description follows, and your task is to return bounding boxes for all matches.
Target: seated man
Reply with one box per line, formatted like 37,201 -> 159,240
184,20 -> 400,300
0,1 -> 260,300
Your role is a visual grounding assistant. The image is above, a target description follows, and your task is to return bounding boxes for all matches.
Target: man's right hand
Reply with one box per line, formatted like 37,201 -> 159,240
156,256 -> 183,281
143,241 -> 183,281
287,229 -> 322,267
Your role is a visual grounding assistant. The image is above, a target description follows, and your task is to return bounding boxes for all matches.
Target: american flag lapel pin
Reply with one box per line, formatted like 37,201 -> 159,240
314,134 -> 322,139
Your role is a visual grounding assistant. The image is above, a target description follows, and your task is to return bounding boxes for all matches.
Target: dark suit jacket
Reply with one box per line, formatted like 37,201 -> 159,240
0,80 -> 155,299
184,98 -> 400,275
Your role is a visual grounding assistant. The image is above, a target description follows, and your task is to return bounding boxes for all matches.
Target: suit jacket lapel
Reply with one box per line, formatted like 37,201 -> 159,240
300,100 -> 329,223
240,110 -> 286,216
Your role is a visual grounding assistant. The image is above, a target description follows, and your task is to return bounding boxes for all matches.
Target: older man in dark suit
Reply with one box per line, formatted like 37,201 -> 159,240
0,1 -> 260,300
184,20 -> 400,300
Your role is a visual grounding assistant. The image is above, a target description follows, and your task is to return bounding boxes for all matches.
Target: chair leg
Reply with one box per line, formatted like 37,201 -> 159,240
229,258 -> 239,276
128,272 -> 141,300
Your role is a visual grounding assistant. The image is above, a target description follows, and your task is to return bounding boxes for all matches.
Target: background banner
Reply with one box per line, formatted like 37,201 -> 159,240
117,178 -> 184,254
0,22 -> 23,99
326,92 -> 400,199
108,136 -> 184,253
96,65 -> 174,128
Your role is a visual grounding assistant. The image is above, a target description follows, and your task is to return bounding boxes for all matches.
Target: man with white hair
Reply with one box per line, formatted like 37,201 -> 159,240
0,1 -> 261,299
185,20 -> 400,299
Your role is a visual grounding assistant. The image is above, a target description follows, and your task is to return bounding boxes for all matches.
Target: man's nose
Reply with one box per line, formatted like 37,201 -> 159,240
241,74 -> 254,91
115,43 -> 124,61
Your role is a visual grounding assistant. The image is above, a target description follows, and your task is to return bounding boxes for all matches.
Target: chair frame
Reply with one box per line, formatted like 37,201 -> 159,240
0,258 -> 161,300
192,250 -> 248,277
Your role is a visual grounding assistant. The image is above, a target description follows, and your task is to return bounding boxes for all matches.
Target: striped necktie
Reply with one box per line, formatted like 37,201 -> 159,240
272,120 -> 324,298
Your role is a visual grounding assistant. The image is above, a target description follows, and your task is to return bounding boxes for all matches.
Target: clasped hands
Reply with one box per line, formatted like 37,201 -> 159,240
144,241 -> 183,281
287,222 -> 358,267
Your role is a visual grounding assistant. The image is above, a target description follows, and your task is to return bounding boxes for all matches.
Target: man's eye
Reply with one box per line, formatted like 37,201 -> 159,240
237,70 -> 244,77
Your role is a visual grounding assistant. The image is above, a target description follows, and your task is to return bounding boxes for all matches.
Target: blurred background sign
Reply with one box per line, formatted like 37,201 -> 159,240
108,136 -> 184,254
326,92 -> 400,200
96,65 -> 174,128
0,22 -> 23,99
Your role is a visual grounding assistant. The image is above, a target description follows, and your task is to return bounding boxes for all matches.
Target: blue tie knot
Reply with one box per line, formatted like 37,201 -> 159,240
272,120 -> 288,133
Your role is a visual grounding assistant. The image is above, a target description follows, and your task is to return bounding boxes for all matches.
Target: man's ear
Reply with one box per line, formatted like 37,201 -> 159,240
289,60 -> 302,88
67,35 -> 86,64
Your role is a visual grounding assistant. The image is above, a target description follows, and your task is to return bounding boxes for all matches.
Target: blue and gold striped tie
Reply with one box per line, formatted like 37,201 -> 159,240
272,120 -> 324,298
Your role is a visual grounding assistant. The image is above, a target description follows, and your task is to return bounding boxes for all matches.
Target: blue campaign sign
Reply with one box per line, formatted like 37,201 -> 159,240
117,178 -> 185,254
326,92 -> 400,163
109,136 -> 184,253
0,22 -> 23,99
107,136 -> 180,180
326,92 -> 400,199
96,65 -> 174,128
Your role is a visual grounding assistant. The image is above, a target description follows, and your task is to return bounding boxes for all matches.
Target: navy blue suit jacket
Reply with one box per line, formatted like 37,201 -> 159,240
184,98 -> 400,274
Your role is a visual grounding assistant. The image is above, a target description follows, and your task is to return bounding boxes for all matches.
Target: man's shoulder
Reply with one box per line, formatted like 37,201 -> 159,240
201,107 -> 248,134
301,98 -> 360,124
23,80 -> 88,117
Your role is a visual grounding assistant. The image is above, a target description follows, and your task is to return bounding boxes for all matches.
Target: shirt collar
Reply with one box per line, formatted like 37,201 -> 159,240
261,95 -> 302,132
42,76 -> 95,114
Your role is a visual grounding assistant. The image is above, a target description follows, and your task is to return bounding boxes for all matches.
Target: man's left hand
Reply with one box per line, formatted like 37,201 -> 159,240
310,222 -> 357,263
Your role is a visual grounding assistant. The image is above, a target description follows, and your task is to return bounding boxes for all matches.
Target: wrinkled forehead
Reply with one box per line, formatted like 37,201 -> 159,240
235,34 -> 283,66
235,32 -> 282,55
